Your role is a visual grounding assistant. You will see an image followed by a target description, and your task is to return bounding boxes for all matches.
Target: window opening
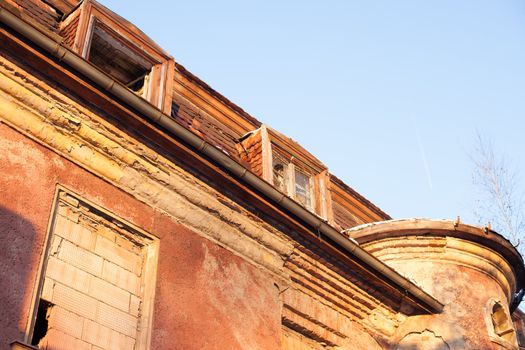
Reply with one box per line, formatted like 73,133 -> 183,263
272,153 -> 314,211
86,20 -> 154,95
294,169 -> 312,209
30,300 -> 53,346
273,162 -> 287,193
491,303 -> 516,342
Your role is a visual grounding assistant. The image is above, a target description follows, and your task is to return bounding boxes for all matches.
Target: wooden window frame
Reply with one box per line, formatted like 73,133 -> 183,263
62,0 -> 174,114
274,158 -> 316,212
258,126 -> 330,218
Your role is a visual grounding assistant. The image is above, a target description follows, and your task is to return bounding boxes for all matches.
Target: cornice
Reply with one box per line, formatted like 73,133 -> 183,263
0,53 -> 293,280
0,21 -> 443,315
349,219 -> 525,304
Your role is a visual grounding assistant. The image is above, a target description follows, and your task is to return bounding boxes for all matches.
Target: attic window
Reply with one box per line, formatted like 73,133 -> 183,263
86,20 -> 155,95
273,162 -> 287,193
272,154 -> 315,211
294,168 -> 312,208
66,0 -> 174,113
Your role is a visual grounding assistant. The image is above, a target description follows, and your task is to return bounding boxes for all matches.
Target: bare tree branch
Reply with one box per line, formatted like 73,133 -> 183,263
470,132 -> 525,256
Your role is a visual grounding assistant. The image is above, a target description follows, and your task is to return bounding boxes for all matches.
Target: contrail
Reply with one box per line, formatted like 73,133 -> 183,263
411,116 -> 433,190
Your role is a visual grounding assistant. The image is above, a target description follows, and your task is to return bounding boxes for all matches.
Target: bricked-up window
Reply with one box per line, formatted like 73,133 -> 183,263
29,189 -> 158,350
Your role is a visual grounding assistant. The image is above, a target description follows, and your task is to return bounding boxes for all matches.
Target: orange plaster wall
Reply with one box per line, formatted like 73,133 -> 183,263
0,123 -> 282,350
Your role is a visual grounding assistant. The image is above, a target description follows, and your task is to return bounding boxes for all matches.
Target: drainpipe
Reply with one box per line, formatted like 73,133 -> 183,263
0,7 -> 444,313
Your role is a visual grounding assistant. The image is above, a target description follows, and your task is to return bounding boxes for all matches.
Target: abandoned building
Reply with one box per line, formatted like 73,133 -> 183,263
0,0 -> 524,349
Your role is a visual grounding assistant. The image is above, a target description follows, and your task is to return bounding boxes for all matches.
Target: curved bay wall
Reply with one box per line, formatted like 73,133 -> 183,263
351,220 -> 523,350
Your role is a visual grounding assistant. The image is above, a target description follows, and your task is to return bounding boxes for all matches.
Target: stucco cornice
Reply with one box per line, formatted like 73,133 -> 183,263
348,219 -> 525,306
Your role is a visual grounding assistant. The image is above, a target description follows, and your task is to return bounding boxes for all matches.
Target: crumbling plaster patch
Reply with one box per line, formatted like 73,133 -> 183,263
395,329 -> 450,350
0,53 -> 410,345
0,57 -> 294,280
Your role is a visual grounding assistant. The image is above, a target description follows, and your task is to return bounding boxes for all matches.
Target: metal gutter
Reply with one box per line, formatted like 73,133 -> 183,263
0,7 -> 444,313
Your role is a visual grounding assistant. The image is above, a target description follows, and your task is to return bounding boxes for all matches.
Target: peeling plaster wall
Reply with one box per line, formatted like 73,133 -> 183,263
363,236 -> 519,350
0,48 -> 287,348
0,47 -> 398,350
0,120 -> 284,349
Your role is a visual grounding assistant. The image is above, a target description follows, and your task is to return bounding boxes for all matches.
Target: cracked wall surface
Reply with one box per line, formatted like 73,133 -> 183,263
1,11 -> 523,348
0,43 -> 405,349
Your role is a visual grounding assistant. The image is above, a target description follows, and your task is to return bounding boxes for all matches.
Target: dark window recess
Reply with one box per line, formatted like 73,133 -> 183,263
87,20 -> 154,93
30,299 -> 53,346
273,162 -> 287,193
518,329 -> 525,348
171,102 -> 180,118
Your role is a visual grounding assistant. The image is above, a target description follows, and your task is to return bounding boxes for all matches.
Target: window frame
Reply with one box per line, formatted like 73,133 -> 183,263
24,186 -> 159,350
61,0 -> 174,114
272,155 -> 315,211
264,126 -> 330,217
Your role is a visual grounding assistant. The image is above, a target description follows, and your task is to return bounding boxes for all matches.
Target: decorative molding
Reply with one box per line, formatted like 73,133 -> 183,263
363,236 -> 516,302
0,56 -> 293,280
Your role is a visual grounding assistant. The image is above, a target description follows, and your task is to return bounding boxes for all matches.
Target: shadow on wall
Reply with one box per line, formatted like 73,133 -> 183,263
0,205 -> 39,345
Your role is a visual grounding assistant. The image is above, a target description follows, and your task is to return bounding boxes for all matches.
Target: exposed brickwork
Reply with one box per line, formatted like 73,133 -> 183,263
58,13 -> 80,48
1,7 -> 523,349
237,130 -> 264,176
36,196 -> 149,350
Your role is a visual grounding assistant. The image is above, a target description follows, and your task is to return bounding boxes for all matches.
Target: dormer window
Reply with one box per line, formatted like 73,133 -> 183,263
237,125 -> 330,217
272,146 -> 315,211
58,0 -> 174,114
85,20 -> 153,95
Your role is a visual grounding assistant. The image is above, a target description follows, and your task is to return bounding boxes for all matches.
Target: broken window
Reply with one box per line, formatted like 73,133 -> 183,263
272,153 -> 314,211
273,162 -> 287,193
61,0 -> 174,113
86,20 -> 155,96
294,168 -> 312,209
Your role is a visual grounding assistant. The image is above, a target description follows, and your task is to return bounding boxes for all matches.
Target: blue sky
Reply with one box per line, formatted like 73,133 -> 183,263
99,0 -> 525,228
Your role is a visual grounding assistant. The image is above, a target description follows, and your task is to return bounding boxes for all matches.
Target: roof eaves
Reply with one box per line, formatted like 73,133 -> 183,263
331,175 -> 391,220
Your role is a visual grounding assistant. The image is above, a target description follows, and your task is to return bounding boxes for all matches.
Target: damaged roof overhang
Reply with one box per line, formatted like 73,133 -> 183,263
0,5 -> 445,314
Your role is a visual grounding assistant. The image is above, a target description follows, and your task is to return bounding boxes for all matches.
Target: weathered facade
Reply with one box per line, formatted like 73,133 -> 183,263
0,1 -> 523,349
